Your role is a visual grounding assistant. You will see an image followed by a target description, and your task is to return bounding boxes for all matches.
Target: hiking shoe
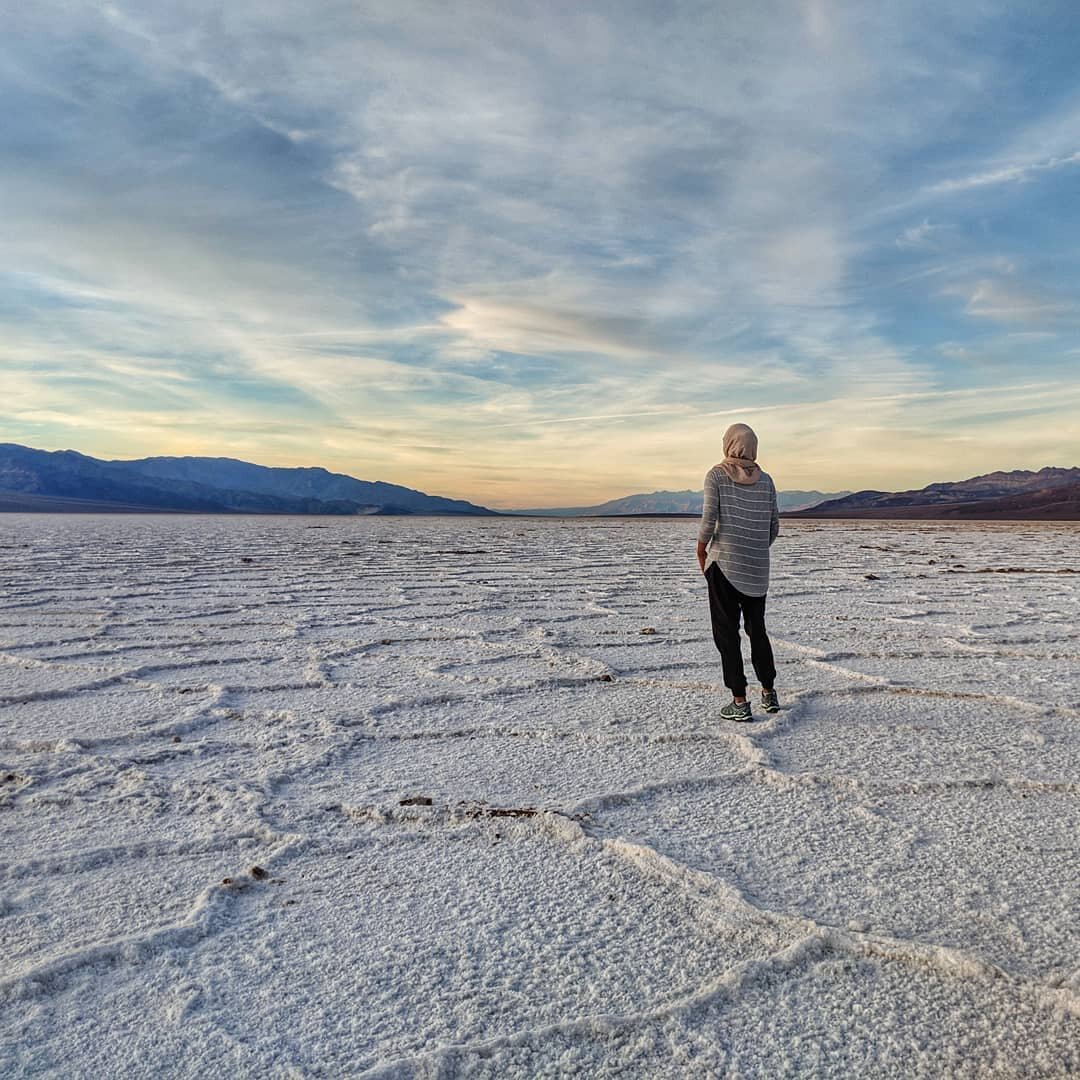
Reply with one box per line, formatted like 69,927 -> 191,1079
761,689 -> 780,714
720,699 -> 753,723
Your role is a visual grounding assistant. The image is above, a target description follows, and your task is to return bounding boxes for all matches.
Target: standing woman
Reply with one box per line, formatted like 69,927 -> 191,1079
696,423 -> 780,721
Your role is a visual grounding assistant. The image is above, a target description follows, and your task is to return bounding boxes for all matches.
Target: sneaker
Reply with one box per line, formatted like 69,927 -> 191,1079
720,699 -> 753,722
761,689 -> 780,713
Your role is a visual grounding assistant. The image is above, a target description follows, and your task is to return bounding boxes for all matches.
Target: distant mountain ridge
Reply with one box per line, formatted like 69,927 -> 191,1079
0,444 -> 496,516
790,467 -> 1080,520
514,488 -> 850,516
7,443 -> 1075,520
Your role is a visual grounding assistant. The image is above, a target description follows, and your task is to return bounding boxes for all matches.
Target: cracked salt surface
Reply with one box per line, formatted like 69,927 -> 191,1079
1,514 -> 1078,1077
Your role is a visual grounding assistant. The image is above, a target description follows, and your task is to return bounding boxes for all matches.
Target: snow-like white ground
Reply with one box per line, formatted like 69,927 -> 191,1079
1,513 -> 1078,1078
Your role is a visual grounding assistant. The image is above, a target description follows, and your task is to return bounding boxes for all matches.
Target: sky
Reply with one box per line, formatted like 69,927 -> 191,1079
2,1 -> 1079,509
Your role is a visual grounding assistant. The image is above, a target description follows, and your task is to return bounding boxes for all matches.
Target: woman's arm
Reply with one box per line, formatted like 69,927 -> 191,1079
696,469 -> 718,573
769,479 -> 780,545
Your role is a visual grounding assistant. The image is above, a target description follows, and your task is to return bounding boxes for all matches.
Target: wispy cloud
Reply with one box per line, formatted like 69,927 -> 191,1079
930,149 -> 1080,194
945,278 -> 1073,325
895,219 -> 950,249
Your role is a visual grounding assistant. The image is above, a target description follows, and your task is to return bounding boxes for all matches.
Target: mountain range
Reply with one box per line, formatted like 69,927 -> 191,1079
789,468 -> 1080,520
2,444 -> 1077,520
0,444 -> 495,516
513,489 -> 848,516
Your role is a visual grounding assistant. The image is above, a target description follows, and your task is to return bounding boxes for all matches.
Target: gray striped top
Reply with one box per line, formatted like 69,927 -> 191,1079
696,466 -> 779,596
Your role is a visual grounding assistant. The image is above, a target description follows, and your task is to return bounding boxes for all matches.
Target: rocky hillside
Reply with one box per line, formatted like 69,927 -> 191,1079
0,444 -> 496,516
790,468 -> 1080,520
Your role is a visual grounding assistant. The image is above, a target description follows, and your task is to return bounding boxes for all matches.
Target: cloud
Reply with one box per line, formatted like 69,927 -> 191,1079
439,295 -> 674,362
946,279 -> 1072,325
937,342 -> 971,360
895,219 -> 950,249
930,149 -> 1080,194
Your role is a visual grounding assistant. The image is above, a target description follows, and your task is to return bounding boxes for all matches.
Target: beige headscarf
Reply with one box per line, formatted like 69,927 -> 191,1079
717,423 -> 761,485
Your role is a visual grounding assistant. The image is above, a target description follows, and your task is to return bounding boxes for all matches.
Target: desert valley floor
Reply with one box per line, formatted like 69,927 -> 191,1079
1,514 -> 1078,1077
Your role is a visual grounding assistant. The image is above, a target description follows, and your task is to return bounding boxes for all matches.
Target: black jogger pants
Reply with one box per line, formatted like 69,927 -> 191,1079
705,563 -> 776,697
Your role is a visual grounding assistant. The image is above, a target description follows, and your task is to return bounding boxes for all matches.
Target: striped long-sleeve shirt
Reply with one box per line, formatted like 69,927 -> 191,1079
696,466 -> 779,596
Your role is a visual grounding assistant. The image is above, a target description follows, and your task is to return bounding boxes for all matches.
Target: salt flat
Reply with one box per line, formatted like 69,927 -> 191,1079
0,514 -> 1077,1078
